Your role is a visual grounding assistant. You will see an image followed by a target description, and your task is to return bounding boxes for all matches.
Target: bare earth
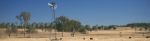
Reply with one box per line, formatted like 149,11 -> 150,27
0,27 -> 150,41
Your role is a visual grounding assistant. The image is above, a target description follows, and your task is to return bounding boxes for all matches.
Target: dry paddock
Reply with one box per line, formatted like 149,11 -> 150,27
0,37 -> 150,41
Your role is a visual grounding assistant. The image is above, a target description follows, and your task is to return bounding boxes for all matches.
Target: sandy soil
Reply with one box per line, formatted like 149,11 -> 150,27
0,37 -> 150,41
0,27 -> 150,41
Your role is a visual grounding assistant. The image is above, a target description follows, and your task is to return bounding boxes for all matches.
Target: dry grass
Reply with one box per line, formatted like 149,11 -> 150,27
0,27 -> 150,41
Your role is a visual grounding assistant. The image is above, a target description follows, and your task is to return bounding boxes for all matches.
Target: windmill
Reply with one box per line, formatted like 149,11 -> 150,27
48,0 -> 58,40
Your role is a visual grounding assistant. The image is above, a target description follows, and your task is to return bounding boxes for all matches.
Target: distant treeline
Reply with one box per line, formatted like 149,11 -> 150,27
126,23 -> 150,27
0,16 -> 150,34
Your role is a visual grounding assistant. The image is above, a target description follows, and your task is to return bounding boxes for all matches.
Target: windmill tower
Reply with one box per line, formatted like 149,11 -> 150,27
48,0 -> 58,41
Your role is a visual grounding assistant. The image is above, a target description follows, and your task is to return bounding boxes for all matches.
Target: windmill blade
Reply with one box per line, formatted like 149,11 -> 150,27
48,3 -> 53,7
48,3 -> 57,9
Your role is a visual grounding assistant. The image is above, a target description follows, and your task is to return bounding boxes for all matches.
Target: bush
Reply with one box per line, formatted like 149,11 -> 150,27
79,28 -> 87,34
26,26 -> 36,33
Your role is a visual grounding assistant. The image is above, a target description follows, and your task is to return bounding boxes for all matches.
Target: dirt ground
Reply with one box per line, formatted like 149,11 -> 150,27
0,37 -> 149,41
0,27 -> 150,41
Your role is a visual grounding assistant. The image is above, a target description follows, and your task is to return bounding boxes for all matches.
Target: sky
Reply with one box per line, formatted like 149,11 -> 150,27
0,0 -> 150,26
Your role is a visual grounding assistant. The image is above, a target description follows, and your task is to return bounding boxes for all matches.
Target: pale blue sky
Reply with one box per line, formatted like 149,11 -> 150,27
0,0 -> 150,25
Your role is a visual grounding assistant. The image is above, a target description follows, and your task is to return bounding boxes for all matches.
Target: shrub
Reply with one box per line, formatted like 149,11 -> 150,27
79,28 -> 87,34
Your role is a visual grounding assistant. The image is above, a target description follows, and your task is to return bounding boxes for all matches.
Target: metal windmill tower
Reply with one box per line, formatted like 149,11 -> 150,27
48,0 -> 57,40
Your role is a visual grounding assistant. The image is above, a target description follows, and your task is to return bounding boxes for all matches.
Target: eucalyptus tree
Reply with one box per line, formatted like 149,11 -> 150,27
39,23 -> 44,31
92,25 -> 98,30
15,15 -> 23,37
84,25 -> 91,31
55,16 -> 81,32
127,23 -> 150,31
54,16 -> 83,36
17,11 -> 31,37
44,23 -> 49,32
69,20 -> 81,32
55,16 -> 69,37
10,23 -> 17,33
6,23 -> 11,37
30,22 -> 37,32
0,23 -> 7,28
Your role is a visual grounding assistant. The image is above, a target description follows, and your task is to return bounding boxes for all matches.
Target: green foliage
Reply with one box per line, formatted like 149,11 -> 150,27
26,25 -> 36,33
6,23 -> 18,33
20,11 -> 31,23
54,16 -> 81,32
79,28 -> 87,34
126,23 -> 150,27
0,23 -> 6,28
126,23 -> 150,31
91,25 -> 117,30
1,14 -> 150,34
108,25 -> 116,30
97,26 -> 103,30
92,25 -> 98,30
84,25 -> 91,31
11,24 -> 17,33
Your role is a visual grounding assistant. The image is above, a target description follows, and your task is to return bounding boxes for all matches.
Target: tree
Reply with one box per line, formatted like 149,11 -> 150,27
79,27 -> 87,34
97,25 -> 104,30
126,23 -> 150,31
108,25 -> 116,30
55,16 -> 69,31
17,11 -> 31,37
6,23 -> 11,37
53,16 -> 83,35
26,24 -> 36,33
92,25 -> 98,30
10,23 -> 17,33
0,23 -> 7,28
84,25 -> 91,31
